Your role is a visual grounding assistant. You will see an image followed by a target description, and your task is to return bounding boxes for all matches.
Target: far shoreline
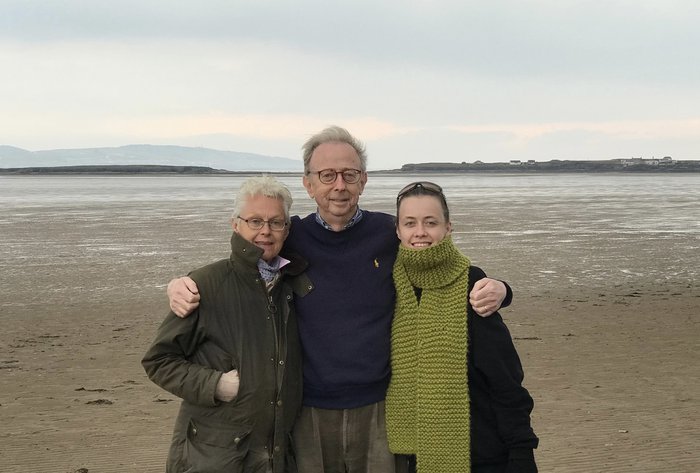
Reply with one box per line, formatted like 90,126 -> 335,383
2,161 -> 700,175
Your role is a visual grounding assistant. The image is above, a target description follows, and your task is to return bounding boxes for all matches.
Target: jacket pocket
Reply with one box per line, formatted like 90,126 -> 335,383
189,339 -> 237,372
183,416 -> 251,473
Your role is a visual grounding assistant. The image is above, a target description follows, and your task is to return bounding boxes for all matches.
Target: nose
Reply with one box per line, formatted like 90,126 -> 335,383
415,223 -> 428,235
332,172 -> 348,190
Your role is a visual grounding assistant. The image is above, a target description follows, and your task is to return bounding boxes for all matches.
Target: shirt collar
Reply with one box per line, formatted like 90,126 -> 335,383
257,256 -> 291,282
314,207 -> 364,231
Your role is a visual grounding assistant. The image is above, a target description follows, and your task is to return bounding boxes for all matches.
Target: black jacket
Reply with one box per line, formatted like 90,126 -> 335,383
467,266 -> 539,467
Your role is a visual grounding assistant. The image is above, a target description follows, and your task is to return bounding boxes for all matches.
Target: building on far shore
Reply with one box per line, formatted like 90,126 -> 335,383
396,155 -> 700,173
620,156 -> 674,167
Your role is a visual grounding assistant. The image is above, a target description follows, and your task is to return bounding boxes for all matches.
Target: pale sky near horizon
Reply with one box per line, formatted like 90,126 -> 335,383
1,1 -> 699,170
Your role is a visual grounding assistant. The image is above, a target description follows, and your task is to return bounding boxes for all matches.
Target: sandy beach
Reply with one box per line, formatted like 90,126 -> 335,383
3,271 -> 699,472
2,174 -> 699,472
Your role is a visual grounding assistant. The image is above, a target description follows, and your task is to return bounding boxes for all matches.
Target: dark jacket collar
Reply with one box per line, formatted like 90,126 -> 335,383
229,231 -> 264,269
229,232 -> 308,277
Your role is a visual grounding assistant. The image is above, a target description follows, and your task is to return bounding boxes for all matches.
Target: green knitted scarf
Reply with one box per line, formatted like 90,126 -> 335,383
386,236 -> 471,473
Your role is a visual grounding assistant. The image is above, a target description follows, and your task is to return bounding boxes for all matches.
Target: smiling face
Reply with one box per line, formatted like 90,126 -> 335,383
396,194 -> 452,249
302,141 -> 367,230
232,194 -> 289,262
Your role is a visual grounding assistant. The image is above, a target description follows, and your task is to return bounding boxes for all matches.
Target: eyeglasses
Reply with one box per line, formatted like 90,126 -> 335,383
310,168 -> 363,185
396,181 -> 444,203
237,217 -> 288,232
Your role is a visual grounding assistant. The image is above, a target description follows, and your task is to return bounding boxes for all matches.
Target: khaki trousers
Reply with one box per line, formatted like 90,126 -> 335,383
292,401 -> 399,473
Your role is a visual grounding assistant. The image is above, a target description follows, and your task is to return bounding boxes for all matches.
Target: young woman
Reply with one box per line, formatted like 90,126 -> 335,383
386,182 -> 539,473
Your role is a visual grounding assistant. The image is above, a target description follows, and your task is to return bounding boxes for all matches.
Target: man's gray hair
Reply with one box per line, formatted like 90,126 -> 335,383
301,125 -> 367,174
231,175 -> 293,221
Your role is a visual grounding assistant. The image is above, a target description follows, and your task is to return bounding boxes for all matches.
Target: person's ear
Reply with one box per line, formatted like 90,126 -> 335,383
357,171 -> 368,195
302,175 -> 314,198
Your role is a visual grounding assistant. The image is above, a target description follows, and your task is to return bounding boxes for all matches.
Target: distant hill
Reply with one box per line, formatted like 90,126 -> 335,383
0,165 -> 241,175
0,144 -> 301,172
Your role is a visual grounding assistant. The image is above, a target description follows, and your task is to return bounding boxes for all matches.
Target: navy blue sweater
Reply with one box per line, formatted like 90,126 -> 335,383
285,211 -> 398,408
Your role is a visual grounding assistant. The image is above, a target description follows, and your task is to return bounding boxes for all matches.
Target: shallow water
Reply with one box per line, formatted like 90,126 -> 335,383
1,173 -> 698,310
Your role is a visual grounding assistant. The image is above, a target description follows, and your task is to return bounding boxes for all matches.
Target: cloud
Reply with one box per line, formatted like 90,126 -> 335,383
1,1 -> 698,168
3,1 -> 699,84
449,119 -> 700,144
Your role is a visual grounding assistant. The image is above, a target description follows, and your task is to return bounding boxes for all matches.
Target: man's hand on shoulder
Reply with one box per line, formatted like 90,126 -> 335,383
167,276 -> 200,318
469,278 -> 506,317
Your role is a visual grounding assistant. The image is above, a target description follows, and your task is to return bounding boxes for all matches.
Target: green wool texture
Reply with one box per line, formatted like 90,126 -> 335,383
386,236 -> 471,473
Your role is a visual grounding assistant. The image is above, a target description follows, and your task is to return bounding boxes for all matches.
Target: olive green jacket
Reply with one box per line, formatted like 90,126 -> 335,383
142,232 -> 312,473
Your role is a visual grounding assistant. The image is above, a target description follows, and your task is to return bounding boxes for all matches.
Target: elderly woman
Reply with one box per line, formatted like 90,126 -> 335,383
387,182 -> 539,473
142,175 -> 310,473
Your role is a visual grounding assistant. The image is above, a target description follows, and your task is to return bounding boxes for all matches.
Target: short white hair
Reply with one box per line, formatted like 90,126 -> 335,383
231,175 -> 293,221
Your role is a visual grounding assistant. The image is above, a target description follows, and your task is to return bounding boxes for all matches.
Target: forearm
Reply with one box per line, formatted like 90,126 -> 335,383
143,352 -> 222,406
142,314 -> 221,407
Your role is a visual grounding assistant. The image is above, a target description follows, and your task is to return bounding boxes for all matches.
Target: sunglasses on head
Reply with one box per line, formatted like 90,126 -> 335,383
396,181 -> 444,203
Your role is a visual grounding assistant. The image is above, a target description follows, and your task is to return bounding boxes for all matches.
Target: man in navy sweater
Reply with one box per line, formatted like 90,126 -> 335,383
166,126 -> 511,472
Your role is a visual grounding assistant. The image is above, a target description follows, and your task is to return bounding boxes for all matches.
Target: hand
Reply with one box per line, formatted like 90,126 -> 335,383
167,276 -> 200,318
468,278 -> 506,317
214,369 -> 240,402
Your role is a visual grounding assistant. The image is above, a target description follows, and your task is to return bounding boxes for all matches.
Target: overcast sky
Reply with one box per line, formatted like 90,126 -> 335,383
1,1 -> 699,169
